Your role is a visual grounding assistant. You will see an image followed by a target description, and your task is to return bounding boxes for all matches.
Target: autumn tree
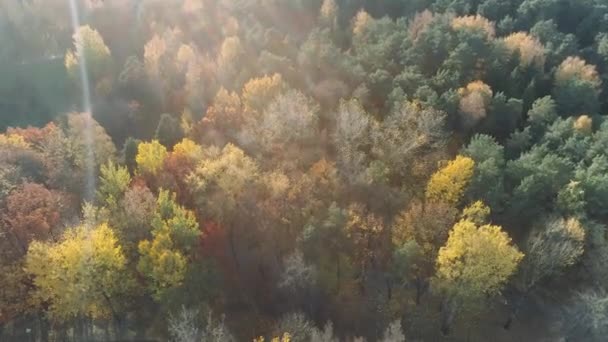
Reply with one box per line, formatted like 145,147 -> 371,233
241,73 -> 285,114
458,81 -> 493,129
502,32 -> 545,68
434,217 -> 523,335
451,15 -> 495,39
553,56 -> 602,116
136,140 -> 168,176
26,223 -> 132,325
138,190 -> 201,299
3,183 -> 72,253
426,155 -> 475,205
392,200 -> 458,303
65,25 -> 111,84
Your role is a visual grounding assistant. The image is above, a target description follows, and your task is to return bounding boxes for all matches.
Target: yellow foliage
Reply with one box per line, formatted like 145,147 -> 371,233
435,219 -> 523,300
352,9 -> 372,38
461,201 -> 490,225
172,138 -> 203,160
144,34 -> 167,78
573,115 -> 593,134
137,232 -> 187,299
242,73 -> 285,113
136,140 -> 168,175
0,133 -> 29,148
26,223 -> 129,321
502,32 -> 545,68
555,56 -> 602,89
320,0 -> 338,24
218,36 -> 244,66
426,156 -> 475,205
176,43 -> 196,69
451,15 -> 495,39
564,217 -> 586,242
460,80 -> 493,98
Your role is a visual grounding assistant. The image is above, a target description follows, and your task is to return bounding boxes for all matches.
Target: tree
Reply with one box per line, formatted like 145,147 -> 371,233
136,140 -> 168,176
451,15 -> 495,39
138,190 -> 201,299
122,137 -> 140,173
65,25 -> 111,83
426,155 -> 475,205
97,160 -> 131,208
3,183 -> 72,252
553,56 -> 602,116
462,134 -> 505,211
333,99 -> 372,183
242,90 -> 321,168
65,112 -> 117,172
26,223 -> 131,322
434,218 -> 523,335
458,81 -> 493,129
241,73 -> 285,113
187,143 -> 260,220
502,32 -> 545,68
319,0 -> 338,29
392,200 -> 458,304
503,216 -> 585,329
168,306 -> 235,342
561,290 -> 608,341
372,102 -> 447,185
191,87 -> 243,144
379,320 -> 405,342
155,113 -> 184,148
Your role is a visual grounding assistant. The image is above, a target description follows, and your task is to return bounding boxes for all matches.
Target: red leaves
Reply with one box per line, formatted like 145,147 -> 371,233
4,183 -> 73,249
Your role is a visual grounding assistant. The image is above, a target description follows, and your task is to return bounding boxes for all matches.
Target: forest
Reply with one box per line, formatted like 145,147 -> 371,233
2,0 -> 608,341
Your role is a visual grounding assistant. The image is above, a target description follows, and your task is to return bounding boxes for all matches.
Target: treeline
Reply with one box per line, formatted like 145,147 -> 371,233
2,0 -> 608,341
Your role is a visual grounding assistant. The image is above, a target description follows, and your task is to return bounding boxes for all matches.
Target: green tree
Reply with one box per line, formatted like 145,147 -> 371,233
138,190 -> 200,299
155,114 -> 184,148
97,160 -> 131,208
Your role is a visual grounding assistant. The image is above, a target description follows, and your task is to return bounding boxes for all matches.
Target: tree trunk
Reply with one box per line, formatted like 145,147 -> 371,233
228,227 -> 241,271
38,314 -> 49,342
415,277 -> 428,305
335,253 -> 341,294
386,276 -> 392,301
440,298 -> 457,336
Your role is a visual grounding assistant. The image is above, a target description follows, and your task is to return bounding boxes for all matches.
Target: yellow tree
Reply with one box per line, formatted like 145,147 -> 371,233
241,73 -> 285,114
434,217 -> 523,334
172,138 -> 203,161
451,15 -> 495,39
502,32 -> 545,68
136,140 -> 168,176
426,155 -> 475,205
26,223 -> 131,322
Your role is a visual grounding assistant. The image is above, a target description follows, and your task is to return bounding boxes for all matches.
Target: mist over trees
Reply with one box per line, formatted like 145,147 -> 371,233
2,0 -> 608,341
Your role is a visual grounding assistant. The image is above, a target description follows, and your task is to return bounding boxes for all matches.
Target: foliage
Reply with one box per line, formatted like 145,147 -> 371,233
426,155 -> 475,205
435,219 -> 523,301
136,140 -> 168,176
26,223 -> 131,321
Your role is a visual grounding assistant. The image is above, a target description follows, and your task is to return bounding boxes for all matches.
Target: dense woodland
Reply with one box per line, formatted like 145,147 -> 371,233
2,0 -> 608,341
